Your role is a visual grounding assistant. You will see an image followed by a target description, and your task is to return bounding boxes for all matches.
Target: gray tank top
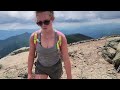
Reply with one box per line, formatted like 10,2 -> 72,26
36,31 -> 61,67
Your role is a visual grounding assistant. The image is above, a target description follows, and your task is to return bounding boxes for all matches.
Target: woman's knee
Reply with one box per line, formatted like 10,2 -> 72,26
34,74 -> 48,79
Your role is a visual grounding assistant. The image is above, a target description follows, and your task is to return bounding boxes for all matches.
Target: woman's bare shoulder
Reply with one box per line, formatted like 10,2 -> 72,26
30,30 -> 41,37
55,30 -> 66,38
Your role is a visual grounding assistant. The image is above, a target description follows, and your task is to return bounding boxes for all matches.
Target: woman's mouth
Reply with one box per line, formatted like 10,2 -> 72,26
43,27 -> 47,29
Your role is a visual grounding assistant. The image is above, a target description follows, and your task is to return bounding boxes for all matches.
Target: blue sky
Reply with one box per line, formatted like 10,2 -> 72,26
0,11 -> 120,30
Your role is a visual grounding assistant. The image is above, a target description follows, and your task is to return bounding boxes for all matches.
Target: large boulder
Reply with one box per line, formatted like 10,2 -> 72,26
117,43 -> 120,52
113,52 -> 120,70
106,41 -> 119,50
102,37 -> 120,71
102,47 -> 116,64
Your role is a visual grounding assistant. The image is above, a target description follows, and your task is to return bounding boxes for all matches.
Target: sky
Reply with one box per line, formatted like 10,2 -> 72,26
0,11 -> 120,30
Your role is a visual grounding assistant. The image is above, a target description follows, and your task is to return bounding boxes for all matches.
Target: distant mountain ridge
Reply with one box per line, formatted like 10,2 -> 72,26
0,29 -> 36,40
66,33 -> 93,44
0,32 -> 31,59
1,22 -> 120,40
0,32 -> 92,59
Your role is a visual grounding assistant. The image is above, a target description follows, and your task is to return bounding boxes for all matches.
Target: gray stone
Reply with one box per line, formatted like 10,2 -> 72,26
10,47 -> 29,55
107,41 -> 118,50
117,42 -> 120,52
113,52 -> 120,64
102,47 -> 116,60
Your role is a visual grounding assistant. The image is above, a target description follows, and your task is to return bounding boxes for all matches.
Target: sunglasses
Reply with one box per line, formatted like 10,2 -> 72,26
36,20 -> 51,26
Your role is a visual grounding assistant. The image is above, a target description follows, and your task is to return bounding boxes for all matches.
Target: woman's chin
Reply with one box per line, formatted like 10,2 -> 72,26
43,28 -> 47,30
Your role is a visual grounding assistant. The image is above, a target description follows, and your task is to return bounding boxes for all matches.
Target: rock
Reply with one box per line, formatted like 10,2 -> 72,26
114,61 -> 120,70
101,47 -> 116,63
107,41 -> 118,50
102,52 -> 113,64
117,42 -> 120,52
102,37 -> 120,71
18,72 -> 28,79
10,47 -> 29,55
107,37 -> 120,42
113,52 -> 120,69
0,64 -> 2,69
106,47 -> 116,59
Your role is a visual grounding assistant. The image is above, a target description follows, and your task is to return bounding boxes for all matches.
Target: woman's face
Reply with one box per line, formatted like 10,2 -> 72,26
36,12 -> 53,31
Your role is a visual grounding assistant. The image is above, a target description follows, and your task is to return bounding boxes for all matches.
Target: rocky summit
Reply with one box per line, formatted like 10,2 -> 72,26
1,36 -> 120,79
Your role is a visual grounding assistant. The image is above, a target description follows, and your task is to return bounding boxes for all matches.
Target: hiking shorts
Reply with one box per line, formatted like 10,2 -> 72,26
35,60 -> 63,79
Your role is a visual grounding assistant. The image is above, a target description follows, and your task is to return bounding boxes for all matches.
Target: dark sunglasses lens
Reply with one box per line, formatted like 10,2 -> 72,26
44,20 -> 50,25
37,20 -> 50,26
37,21 -> 42,26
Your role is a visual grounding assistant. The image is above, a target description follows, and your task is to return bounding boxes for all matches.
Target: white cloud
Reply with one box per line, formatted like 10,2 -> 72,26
0,11 -> 35,20
0,11 -> 120,30
55,11 -> 100,22
54,18 -> 120,29
0,23 -> 38,30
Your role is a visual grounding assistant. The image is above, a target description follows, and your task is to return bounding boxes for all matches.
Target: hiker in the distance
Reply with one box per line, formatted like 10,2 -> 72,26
28,11 -> 72,79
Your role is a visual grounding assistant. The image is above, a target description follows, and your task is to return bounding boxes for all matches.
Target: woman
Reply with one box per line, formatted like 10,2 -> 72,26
28,11 -> 72,79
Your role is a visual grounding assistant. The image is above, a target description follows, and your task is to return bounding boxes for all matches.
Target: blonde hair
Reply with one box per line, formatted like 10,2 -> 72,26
35,11 -> 54,17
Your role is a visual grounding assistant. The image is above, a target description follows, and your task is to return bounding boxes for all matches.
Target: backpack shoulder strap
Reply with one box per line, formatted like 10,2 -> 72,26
56,31 -> 62,50
33,31 -> 41,58
58,35 -> 62,47
34,32 -> 38,46
34,31 -> 41,46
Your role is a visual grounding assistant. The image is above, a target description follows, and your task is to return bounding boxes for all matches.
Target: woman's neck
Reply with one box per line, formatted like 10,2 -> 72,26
41,28 -> 54,38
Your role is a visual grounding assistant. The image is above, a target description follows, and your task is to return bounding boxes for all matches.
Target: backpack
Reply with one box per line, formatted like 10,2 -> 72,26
33,32 -> 62,58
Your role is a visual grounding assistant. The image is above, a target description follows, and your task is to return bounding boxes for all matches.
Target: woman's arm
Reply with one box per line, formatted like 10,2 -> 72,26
28,33 -> 36,79
60,33 -> 72,79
